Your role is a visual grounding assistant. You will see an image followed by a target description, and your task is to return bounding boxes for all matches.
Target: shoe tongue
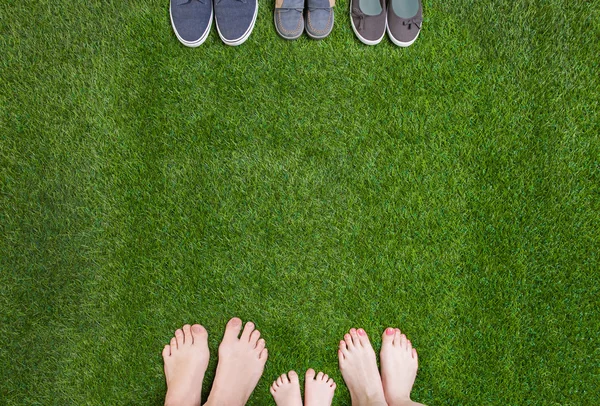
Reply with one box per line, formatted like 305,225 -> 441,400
309,0 -> 333,8
392,0 -> 419,18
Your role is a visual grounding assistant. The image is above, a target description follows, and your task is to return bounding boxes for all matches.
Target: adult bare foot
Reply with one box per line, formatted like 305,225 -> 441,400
204,317 -> 268,406
304,368 -> 336,406
338,328 -> 387,406
270,370 -> 302,406
163,324 -> 210,406
380,328 -> 424,406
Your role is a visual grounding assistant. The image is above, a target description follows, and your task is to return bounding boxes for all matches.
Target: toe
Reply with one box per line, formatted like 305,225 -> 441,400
400,334 -> 408,348
170,337 -> 177,350
338,348 -> 345,361
256,338 -> 266,352
357,328 -> 373,348
393,329 -> 401,346
223,317 -> 243,341
331,381 -> 337,389
323,373 -> 329,382
260,348 -> 268,360
288,370 -> 299,383
306,368 -> 316,380
162,344 -> 171,358
277,375 -> 283,386
412,347 -> 418,361
349,328 -> 360,346
175,329 -> 184,347
282,373 -> 290,384
382,327 -> 395,346
182,324 -> 192,345
241,321 -> 255,342
317,371 -> 324,380
191,324 -> 207,345
270,385 -> 276,395
250,329 -> 261,346
344,333 -> 354,349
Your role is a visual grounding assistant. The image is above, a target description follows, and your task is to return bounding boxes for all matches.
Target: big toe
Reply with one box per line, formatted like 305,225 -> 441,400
306,368 -> 316,380
288,370 -> 299,384
223,317 -> 243,341
357,328 -> 374,349
192,324 -> 208,345
382,327 -> 395,346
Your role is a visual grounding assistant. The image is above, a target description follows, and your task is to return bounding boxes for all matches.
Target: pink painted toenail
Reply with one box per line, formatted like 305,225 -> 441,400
358,328 -> 365,336
386,328 -> 394,335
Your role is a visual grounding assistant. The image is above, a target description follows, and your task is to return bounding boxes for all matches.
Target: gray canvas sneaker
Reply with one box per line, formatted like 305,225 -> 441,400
274,0 -> 304,40
306,0 -> 335,39
214,0 -> 258,45
170,0 -> 213,47
387,0 -> 422,47
350,0 -> 386,45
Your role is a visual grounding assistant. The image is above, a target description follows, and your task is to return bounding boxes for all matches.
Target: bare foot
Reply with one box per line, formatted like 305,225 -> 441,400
204,318 -> 268,406
380,328 -> 422,406
338,328 -> 387,406
304,368 -> 336,406
163,324 -> 210,406
270,370 -> 302,406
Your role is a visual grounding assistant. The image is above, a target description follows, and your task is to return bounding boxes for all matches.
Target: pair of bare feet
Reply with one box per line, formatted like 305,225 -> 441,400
338,327 -> 423,406
162,317 -> 267,406
162,319 -> 423,406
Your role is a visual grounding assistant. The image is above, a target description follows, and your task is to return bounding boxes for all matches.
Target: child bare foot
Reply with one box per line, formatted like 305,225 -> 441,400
380,328 -> 424,406
205,318 -> 268,406
163,324 -> 210,406
304,368 -> 336,406
270,370 -> 302,406
338,328 -> 387,406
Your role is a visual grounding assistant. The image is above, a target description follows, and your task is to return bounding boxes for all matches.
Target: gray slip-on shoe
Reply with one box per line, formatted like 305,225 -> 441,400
306,0 -> 334,39
214,0 -> 258,46
350,0 -> 386,45
387,0 -> 422,47
170,0 -> 213,47
274,0 -> 304,40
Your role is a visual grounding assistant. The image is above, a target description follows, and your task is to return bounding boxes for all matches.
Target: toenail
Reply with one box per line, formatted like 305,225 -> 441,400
386,328 -> 394,335
358,328 -> 365,336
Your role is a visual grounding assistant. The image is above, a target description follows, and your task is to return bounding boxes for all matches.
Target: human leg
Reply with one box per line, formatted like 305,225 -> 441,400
380,328 -> 426,406
338,328 -> 387,406
163,324 -> 210,406
204,317 -> 268,406
304,368 -> 336,406
270,370 -> 303,406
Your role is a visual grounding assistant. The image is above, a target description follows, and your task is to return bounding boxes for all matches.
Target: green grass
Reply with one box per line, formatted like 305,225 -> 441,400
1,0 -> 599,404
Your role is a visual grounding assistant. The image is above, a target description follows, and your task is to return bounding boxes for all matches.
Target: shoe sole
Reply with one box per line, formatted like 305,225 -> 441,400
274,11 -> 304,40
349,3 -> 385,45
216,1 -> 259,46
305,12 -> 334,39
170,5 -> 213,47
387,24 -> 420,47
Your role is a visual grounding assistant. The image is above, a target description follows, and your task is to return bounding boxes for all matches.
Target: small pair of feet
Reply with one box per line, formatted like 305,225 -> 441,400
339,327 -> 422,406
271,369 -> 336,406
162,317 -> 267,406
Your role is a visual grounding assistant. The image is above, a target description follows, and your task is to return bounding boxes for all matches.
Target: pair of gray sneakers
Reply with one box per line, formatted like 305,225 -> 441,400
275,0 -> 335,40
350,0 -> 422,46
170,0 -> 258,46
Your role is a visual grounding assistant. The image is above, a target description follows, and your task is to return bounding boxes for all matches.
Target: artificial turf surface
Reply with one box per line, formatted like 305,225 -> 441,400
1,0 -> 599,404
